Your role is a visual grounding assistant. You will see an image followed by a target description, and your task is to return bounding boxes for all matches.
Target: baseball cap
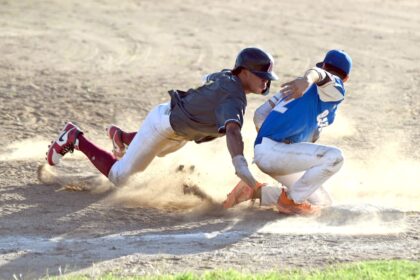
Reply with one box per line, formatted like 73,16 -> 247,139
316,49 -> 352,76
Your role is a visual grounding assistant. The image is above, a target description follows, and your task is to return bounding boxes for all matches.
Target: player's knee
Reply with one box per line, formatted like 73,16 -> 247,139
108,171 -> 129,186
108,163 -> 132,186
325,148 -> 344,171
157,141 -> 187,157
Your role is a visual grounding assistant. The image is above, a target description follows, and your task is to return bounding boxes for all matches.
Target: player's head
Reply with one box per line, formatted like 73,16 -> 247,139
232,47 -> 278,95
316,49 -> 352,82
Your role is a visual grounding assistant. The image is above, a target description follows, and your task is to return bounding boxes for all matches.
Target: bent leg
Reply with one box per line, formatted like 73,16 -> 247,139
306,186 -> 333,206
273,173 -> 332,206
260,185 -> 282,207
274,172 -> 302,188
287,145 -> 343,203
78,134 -> 117,177
254,138 -> 343,203
108,103 -> 186,186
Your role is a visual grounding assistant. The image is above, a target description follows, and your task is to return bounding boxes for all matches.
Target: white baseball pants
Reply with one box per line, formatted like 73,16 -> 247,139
108,103 -> 187,185
254,137 -> 343,204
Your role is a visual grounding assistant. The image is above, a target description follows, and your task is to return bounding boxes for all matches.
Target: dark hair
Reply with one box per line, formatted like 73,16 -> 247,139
323,63 -> 348,80
232,66 -> 243,76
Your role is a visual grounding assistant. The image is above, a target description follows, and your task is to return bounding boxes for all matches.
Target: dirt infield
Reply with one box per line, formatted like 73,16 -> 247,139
0,0 -> 419,278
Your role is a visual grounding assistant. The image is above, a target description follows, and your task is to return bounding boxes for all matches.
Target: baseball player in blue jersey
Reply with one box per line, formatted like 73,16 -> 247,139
46,47 -> 278,191
223,50 -> 352,215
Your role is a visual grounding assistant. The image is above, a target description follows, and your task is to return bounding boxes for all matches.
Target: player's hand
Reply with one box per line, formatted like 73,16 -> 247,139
245,181 -> 266,192
279,77 -> 310,101
256,181 -> 267,188
311,130 -> 320,143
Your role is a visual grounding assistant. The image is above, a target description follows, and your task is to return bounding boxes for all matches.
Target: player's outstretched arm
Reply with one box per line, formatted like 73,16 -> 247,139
225,122 -> 258,189
280,67 -> 327,101
253,89 -> 292,131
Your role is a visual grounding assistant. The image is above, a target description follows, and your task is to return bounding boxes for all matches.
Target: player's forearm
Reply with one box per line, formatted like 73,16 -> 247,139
279,67 -> 329,101
232,155 -> 257,189
226,123 -> 244,158
226,123 -> 257,188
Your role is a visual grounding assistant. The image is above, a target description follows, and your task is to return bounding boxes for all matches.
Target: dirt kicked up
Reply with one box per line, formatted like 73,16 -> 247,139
0,0 -> 419,278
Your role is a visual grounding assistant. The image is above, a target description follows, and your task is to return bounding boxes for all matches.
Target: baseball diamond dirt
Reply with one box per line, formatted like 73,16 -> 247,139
0,0 -> 419,278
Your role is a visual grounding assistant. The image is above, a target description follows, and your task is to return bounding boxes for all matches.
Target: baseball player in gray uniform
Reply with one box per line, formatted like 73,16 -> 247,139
46,47 -> 278,190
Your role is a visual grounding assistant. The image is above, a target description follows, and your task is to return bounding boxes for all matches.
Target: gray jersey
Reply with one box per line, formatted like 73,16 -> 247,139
169,70 -> 246,143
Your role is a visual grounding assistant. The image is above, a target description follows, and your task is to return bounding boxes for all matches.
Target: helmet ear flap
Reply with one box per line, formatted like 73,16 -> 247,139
262,80 -> 271,96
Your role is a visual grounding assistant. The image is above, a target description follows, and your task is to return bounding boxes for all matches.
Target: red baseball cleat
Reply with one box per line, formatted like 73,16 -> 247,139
106,124 -> 126,159
46,122 -> 82,166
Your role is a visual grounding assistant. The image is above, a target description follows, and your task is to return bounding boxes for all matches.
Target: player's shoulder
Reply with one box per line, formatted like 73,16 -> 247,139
206,70 -> 243,95
331,74 -> 345,94
204,70 -> 232,83
317,70 -> 344,88
315,71 -> 345,102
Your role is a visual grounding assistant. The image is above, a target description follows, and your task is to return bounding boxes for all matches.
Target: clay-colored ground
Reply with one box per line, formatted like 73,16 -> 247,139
0,0 -> 419,278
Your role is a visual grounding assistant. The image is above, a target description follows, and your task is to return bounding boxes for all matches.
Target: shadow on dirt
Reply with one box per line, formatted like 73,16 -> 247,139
0,162 -> 280,278
1,163 -> 409,279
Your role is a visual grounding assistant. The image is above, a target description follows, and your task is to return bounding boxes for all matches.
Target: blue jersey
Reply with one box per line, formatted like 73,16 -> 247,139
255,75 -> 345,146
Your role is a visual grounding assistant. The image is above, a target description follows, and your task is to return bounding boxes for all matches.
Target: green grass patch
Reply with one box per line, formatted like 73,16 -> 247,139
46,260 -> 420,280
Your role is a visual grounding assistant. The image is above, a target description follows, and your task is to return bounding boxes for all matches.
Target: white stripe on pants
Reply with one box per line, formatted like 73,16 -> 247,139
254,137 -> 343,203
108,103 -> 187,185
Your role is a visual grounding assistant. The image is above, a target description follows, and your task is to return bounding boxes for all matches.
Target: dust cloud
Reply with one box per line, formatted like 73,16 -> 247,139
0,137 -> 51,161
323,115 -> 420,212
259,206 -> 407,235
103,115 -> 247,212
105,138 -> 239,212
128,110 -> 417,232
4,110 -> 418,216
37,163 -> 113,194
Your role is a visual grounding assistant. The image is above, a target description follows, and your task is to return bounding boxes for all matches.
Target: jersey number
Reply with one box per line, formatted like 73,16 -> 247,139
317,109 -> 330,131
